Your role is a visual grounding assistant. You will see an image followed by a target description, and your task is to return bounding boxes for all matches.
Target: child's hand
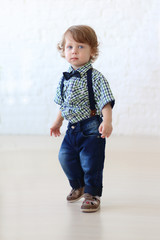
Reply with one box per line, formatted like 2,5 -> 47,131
50,111 -> 64,137
98,121 -> 113,138
50,121 -> 62,137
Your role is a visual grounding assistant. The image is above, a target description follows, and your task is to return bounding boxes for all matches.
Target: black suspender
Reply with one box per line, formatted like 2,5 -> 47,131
86,68 -> 96,117
60,76 -> 65,102
60,68 -> 96,117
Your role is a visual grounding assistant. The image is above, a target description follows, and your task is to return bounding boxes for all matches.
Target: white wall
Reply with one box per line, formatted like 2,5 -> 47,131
0,0 -> 159,136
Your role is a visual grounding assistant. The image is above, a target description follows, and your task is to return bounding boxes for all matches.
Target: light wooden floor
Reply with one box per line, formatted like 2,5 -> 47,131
0,135 -> 160,240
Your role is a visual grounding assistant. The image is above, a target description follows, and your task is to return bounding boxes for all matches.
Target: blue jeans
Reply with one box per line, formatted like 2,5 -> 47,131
58,116 -> 106,197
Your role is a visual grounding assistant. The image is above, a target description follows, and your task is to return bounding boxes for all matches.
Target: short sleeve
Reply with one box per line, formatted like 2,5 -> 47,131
93,72 -> 115,111
54,78 -> 63,105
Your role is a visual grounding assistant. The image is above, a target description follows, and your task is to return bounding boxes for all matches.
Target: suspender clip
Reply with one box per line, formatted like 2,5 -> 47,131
90,109 -> 96,117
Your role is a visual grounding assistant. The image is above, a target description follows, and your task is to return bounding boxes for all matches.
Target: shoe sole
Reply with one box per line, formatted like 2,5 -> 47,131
81,206 -> 100,213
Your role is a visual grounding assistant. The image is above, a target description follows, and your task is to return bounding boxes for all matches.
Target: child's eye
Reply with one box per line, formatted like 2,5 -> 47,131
67,46 -> 72,49
78,45 -> 84,49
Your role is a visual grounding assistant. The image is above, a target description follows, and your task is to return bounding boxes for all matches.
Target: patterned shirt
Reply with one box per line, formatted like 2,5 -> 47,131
54,62 -> 115,123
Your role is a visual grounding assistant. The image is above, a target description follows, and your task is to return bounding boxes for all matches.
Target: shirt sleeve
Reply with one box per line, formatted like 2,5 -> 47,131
93,71 -> 115,111
54,78 -> 63,106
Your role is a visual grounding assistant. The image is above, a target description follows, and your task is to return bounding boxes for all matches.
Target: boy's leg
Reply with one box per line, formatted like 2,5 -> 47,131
79,135 -> 106,197
78,117 -> 106,197
58,131 -> 85,190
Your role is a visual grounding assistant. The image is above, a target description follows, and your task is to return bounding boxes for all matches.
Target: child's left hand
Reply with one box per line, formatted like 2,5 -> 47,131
98,121 -> 113,138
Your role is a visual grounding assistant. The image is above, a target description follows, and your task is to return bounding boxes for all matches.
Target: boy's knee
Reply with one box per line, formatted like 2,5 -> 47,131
58,150 -> 67,165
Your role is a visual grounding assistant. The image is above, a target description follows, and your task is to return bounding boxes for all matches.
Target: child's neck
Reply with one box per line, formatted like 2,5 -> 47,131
71,61 -> 91,70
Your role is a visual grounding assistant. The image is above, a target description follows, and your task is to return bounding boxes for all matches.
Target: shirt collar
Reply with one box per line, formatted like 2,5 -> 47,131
68,62 -> 93,77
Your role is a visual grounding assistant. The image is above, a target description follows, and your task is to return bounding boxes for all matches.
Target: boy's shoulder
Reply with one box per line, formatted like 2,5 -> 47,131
92,67 -> 105,79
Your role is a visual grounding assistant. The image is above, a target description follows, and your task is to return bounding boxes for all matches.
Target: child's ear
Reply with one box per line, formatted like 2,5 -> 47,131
90,52 -> 95,60
91,48 -> 96,57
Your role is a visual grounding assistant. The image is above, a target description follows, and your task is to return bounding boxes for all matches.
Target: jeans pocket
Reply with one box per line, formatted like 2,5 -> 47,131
81,119 -> 101,138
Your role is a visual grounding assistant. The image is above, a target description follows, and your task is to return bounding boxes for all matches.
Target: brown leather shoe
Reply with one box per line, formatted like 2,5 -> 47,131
81,193 -> 100,212
67,187 -> 84,203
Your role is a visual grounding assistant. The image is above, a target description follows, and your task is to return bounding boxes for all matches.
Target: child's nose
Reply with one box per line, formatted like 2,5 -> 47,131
72,47 -> 78,54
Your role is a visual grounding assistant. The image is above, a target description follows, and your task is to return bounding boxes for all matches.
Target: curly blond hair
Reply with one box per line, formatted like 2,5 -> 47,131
57,25 -> 99,62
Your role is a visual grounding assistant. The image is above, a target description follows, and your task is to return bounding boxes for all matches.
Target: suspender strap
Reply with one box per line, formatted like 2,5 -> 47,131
60,76 -> 65,101
60,68 -> 96,117
86,68 -> 97,117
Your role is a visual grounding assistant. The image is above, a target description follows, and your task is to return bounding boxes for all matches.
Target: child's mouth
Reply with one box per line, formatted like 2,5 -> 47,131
71,58 -> 78,60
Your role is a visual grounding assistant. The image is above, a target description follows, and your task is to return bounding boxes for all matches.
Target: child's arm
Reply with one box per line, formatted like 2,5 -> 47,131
99,103 -> 113,138
50,110 -> 64,137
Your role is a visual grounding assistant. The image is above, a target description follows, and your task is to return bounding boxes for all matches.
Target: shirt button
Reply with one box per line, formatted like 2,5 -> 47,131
71,126 -> 75,129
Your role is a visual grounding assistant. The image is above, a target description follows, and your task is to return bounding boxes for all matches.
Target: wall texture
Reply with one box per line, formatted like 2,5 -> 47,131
0,0 -> 160,136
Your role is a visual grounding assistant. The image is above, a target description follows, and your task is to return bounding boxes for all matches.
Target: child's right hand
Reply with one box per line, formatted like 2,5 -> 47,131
50,110 -> 64,137
50,122 -> 62,137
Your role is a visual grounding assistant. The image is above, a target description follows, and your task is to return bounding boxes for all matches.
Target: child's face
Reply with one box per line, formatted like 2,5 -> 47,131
64,33 -> 93,69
